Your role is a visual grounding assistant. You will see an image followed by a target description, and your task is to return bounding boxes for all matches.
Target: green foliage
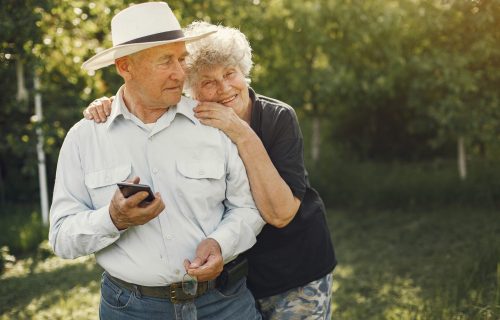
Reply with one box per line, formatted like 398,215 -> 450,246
0,205 -> 48,255
311,158 -> 500,210
1,0 -> 500,203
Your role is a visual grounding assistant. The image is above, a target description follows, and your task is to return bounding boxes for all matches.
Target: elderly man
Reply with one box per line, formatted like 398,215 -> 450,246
49,2 -> 264,319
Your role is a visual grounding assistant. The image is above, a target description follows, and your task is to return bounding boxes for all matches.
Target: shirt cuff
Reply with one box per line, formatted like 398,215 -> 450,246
207,230 -> 237,262
93,204 -> 122,236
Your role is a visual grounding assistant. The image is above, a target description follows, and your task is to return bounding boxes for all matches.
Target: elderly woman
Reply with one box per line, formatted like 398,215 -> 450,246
84,22 -> 336,319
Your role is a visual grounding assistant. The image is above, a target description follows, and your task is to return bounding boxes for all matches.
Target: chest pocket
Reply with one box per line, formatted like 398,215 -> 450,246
177,160 -> 224,180
84,164 -> 131,209
176,158 -> 225,201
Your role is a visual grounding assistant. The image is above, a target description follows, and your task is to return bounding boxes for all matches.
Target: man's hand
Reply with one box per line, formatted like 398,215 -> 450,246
109,176 -> 165,230
83,96 -> 114,123
184,238 -> 224,282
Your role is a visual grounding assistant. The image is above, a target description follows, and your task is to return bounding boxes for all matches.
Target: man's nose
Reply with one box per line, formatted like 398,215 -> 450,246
170,60 -> 186,81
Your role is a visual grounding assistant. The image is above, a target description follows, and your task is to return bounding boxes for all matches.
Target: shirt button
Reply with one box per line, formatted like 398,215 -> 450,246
198,169 -> 205,175
152,168 -> 158,174
166,235 -> 173,240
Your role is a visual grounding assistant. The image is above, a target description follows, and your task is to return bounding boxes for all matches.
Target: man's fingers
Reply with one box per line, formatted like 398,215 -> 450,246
189,256 -> 204,269
144,193 -> 164,215
124,190 -> 153,208
183,259 -> 191,272
125,176 -> 141,184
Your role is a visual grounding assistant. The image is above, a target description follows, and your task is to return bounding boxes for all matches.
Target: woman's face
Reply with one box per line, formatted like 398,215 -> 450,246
193,65 -> 251,118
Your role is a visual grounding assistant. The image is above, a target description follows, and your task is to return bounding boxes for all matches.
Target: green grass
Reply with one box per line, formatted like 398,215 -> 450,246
0,248 -> 102,320
0,207 -> 498,319
329,207 -> 500,319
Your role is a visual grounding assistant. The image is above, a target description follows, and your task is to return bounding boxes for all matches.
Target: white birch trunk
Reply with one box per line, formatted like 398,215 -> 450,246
34,75 -> 49,225
16,58 -> 29,102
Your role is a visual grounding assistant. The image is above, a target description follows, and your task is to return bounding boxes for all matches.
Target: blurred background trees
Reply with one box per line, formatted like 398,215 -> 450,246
1,0 -> 500,209
1,1 -> 500,318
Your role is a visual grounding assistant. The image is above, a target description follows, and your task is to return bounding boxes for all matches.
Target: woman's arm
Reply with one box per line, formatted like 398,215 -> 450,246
194,102 -> 301,228
236,126 -> 301,228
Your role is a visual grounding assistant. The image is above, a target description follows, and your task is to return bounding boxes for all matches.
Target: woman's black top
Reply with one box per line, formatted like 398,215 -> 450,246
244,88 -> 337,299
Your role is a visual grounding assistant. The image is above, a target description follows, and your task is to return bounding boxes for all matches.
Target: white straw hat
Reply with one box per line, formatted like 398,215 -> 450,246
82,2 -> 215,72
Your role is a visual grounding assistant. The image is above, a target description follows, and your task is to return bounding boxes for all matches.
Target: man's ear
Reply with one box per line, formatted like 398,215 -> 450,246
115,56 -> 133,81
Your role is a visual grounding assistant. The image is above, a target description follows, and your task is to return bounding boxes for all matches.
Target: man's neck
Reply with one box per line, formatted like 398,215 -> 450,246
122,86 -> 171,124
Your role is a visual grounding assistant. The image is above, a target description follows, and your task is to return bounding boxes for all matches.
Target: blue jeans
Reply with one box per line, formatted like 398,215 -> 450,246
99,272 -> 261,320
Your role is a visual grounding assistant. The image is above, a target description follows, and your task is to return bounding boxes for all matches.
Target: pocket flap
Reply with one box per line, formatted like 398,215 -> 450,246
85,164 -> 131,189
177,160 -> 224,179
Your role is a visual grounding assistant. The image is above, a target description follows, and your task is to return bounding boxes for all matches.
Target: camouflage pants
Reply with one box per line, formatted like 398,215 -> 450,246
256,273 -> 333,320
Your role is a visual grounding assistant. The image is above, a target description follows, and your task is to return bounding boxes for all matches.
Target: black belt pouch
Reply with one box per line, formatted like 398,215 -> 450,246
216,257 -> 248,289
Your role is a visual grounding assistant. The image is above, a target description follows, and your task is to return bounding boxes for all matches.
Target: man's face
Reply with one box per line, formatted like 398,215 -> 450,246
193,65 -> 251,116
127,42 -> 188,108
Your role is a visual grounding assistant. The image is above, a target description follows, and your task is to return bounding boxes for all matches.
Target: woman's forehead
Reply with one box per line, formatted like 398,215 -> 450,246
198,64 -> 239,78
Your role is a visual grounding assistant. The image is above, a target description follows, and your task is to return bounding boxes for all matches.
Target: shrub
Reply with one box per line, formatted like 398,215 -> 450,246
309,159 -> 500,210
0,204 -> 48,256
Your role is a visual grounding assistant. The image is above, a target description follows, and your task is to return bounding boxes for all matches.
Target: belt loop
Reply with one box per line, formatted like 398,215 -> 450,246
133,284 -> 143,298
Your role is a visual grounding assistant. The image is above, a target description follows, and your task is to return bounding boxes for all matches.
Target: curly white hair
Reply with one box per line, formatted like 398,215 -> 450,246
183,21 -> 253,95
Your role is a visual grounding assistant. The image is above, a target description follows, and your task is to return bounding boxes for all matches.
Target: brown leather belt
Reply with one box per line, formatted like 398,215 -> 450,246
106,273 -> 215,303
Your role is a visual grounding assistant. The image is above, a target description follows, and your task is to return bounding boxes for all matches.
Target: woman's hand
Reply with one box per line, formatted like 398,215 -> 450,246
193,102 -> 251,144
83,96 -> 114,123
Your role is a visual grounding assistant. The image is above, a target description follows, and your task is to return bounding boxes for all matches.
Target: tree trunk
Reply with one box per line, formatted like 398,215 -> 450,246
311,115 -> 320,164
16,58 -> 28,102
458,136 -> 467,180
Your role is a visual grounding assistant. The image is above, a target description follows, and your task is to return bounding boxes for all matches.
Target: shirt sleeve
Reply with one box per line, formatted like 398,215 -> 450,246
49,127 -> 121,259
207,136 -> 265,262
267,108 -> 307,200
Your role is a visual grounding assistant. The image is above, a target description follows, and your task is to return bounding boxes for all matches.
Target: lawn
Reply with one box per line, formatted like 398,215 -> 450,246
0,207 -> 499,319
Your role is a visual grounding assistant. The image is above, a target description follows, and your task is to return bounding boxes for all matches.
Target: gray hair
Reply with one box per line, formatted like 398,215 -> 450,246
183,21 -> 253,96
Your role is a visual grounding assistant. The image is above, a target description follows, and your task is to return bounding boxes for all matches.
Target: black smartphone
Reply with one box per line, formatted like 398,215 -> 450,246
117,182 -> 155,204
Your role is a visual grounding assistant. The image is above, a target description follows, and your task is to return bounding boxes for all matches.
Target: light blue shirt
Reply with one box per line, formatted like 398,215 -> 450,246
49,87 -> 264,286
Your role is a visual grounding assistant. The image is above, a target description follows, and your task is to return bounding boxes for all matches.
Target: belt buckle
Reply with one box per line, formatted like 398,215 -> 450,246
170,282 -> 195,304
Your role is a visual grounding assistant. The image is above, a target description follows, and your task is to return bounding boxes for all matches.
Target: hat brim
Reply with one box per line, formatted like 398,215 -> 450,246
82,31 -> 215,72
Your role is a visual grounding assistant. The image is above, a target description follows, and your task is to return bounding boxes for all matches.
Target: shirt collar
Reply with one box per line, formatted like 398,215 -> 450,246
105,86 -> 199,130
175,96 -> 199,124
105,86 -> 130,130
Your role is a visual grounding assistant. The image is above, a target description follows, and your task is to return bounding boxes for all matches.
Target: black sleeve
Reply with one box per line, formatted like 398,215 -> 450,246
266,108 -> 307,200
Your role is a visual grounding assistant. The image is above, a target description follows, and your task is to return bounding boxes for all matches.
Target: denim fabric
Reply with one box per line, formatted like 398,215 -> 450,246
99,272 -> 261,320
